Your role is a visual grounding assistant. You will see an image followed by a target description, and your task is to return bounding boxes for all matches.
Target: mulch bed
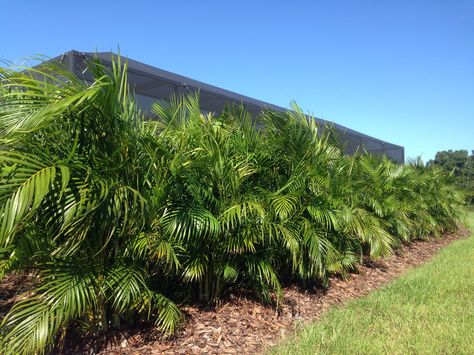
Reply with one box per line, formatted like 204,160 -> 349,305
0,227 -> 470,354
0,272 -> 38,320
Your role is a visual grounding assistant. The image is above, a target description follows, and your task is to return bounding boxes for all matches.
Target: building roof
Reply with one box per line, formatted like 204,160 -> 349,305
51,50 -> 404,162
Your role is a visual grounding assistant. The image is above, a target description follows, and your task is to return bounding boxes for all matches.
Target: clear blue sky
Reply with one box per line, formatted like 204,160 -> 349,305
2,0 -> 473,161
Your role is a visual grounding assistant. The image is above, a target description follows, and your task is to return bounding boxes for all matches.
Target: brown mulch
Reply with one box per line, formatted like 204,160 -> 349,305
0,227 -> 470,354
0,272 -> 38,320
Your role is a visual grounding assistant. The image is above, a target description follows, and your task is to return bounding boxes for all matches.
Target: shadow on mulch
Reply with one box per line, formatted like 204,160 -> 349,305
0,272 -> 38,319
0,227 -> 470,355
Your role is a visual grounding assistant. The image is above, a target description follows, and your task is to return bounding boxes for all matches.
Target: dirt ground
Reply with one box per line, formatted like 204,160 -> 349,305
0,227 -> 470,354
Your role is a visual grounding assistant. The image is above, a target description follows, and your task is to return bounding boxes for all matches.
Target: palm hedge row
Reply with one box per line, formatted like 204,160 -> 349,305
0,59 -> 461,354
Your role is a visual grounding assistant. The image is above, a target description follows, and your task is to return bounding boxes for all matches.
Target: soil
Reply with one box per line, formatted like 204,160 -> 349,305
0,227 -> 470,354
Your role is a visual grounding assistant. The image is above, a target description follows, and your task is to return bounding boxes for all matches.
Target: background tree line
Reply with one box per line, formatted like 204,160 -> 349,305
428,150 -> 474,204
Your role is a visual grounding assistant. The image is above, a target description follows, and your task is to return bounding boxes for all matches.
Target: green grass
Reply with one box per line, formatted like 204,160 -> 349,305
272,212 -> 474,355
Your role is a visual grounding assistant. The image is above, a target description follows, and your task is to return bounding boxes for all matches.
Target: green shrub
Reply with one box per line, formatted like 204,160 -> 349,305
0,57 -> 462,354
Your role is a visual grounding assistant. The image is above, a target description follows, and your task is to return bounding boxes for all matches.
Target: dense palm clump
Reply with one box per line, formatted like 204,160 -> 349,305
0,58 -> 461,354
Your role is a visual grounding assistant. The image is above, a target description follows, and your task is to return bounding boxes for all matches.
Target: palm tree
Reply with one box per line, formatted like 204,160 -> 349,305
152,97 -> 288,303
0,57 -> 180,354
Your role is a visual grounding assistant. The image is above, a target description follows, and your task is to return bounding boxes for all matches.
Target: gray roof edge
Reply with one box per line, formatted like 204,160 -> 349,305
81,51 -> 285,112
53,50 -> 404,150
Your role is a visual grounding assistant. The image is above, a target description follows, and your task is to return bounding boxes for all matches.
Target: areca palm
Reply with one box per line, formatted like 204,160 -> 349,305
153,98 -> 289,303
259,106 -> 396,284
0,58 -> 180,354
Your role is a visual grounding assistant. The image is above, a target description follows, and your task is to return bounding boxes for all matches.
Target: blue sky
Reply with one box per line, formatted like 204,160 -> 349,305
2,0 -> 473,161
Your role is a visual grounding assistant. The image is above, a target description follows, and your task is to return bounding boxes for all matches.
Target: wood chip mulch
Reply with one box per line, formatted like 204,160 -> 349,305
0,227 -> 470,354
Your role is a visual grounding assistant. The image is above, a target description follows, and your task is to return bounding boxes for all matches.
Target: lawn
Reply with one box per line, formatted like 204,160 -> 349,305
272,211 -> 474,355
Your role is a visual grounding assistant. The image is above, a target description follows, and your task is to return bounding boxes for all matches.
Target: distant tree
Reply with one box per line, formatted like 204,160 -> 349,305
428,150 -> 474,204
